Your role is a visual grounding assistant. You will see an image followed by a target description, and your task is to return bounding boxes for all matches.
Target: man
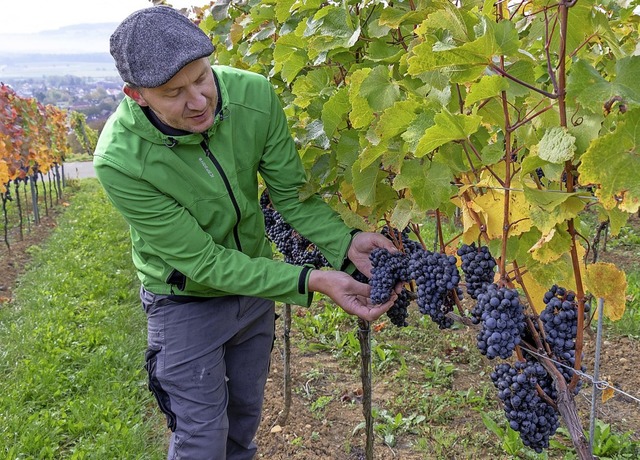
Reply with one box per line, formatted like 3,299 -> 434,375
94,5 -> 398,460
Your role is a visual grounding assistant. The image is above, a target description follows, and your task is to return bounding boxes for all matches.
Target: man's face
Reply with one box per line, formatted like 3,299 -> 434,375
126,57 -> 216,133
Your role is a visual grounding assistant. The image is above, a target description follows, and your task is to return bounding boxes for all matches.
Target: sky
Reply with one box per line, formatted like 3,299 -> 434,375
0,0 -> 207,54
2,0 -> 203,34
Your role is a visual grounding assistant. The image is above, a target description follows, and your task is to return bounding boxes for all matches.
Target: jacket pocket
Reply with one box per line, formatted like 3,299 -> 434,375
166,268 -> 187,293
144,346 -> 177,432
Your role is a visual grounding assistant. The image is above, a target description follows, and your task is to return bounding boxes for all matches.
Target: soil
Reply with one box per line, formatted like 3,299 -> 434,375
1,201 -> 638,459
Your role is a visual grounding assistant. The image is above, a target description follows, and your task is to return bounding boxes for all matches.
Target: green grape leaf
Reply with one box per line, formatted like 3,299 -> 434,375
528,196 -> 585,234
331,198 -> 371,231
352,157 -> 380,206
292,0 -> 323,14
567,110 -> 604,155
375,99 -> 421,141
402,111 -> 437,152
359,139 -> 389,170
367,38 -> 405,63
523,185 -> 580,211
274,0 -> 297,23
390,198 -> 415,231
273,33 -> 308,83
537,127 -> 576,164
602,206 -> 630,237
568,57 -> 640,114
528,226 -> 572,264
304,5 -> 361,61
577,108 -> 640,212
394,160 -> 455,211
492,19 -> 521,57
613,56 -> 640,106
407,41 -> 487,84
409,19 -> 520,84
379,7 -> 429,28
466,75 -> 509,106
415,110 -> 482,157
292,68 -> 332,108
504,60 -> 536,98
335,129 -> 360,167
481,142 -> 505,166
418,3 -> 469,41
322,87 -> 350,139
526,252 -> 576,291
359,65 -> 401,112
348,68 -> 374,129
304,119 -> 330,149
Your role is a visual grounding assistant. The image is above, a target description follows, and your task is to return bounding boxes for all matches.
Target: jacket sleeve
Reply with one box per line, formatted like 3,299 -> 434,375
93,152 -> 314,306
257,82 -> 355,270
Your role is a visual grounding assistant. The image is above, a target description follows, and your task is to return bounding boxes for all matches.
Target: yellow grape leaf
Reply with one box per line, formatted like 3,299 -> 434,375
454,196 -> 481,244
516,270 -> 549,314
0,161 -> 8,194
469,188 -> 532,239
601,376 -> 615,404
583,262 -> 627,322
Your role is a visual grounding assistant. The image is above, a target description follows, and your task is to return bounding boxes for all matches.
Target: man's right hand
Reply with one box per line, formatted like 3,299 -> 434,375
307,269 -> 398,322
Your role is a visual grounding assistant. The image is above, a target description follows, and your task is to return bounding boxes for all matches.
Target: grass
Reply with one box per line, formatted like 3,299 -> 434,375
0,179 -> 166,459
1,180 -> 639,459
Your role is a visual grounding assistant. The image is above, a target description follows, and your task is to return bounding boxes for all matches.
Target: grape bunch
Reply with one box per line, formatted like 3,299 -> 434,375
387,288 -> 412,327
352,268 -> 412,328
474,284 -> 525,359
491,359 -> 560,453
540,285 -> 590,392
457,243 -> 496,299
368,248 -> 410,304
260,189 -> 329,268
409,249 -> 460,329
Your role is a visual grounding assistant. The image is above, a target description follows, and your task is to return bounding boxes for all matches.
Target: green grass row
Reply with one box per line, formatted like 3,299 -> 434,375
0,179 -> 166,459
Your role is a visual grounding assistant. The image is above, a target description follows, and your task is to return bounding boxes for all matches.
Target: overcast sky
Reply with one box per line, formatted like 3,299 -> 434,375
3,0 -> 201,34
0,0 -> 207,54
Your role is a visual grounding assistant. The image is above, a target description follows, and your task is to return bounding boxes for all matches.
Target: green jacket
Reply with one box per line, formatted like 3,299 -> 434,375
93,65 -> 354,306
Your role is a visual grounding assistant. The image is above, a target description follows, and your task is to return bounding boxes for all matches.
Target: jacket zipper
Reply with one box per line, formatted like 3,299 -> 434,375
199,139 -> 243,252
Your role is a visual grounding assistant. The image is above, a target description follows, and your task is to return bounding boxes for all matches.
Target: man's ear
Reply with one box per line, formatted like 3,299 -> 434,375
123,85 -> 149,106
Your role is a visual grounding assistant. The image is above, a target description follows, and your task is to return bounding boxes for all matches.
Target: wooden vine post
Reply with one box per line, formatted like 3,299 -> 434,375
357,319 -> 374,460
276,303 -> 293,426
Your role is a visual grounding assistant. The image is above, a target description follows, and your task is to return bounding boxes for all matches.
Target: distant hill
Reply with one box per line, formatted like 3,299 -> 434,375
0,24 -> 120,79
0,23 -> 118,54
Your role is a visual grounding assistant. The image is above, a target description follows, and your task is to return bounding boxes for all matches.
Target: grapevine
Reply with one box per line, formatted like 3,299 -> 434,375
203,0 -> 638,456
260,189 -> 329,268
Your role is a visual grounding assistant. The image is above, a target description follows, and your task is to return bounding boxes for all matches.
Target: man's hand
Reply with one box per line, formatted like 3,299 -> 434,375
308,269 -> 396,321
347,231 -> 398,278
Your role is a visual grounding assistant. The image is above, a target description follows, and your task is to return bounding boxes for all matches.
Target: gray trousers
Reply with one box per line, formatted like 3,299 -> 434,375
140,288 -> 276,460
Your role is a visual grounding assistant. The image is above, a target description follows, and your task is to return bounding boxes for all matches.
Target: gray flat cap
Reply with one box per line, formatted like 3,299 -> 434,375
110,6 -> 215,88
